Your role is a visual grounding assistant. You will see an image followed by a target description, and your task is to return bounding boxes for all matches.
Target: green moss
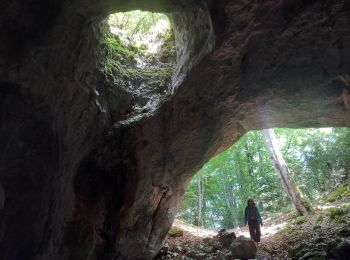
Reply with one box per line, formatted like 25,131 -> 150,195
169,226 -> 184,237
100,32 -> 135,80
300,197 -> 313,212
328,208 -> 344,220
99,24 -> 174,96
294,216 -> 307,224
105,36 -> 137,64
325,183 -> 350,202
129,67 -> 174,89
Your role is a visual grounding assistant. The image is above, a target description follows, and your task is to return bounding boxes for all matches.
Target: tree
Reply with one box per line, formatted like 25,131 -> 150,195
179,128 -> 350,228
197,172 -> 204,227
221,166 -> 239,228
263,128 -> 311,216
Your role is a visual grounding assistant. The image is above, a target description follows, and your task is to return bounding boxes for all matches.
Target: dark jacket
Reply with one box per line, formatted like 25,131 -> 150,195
244,206 -> 263,225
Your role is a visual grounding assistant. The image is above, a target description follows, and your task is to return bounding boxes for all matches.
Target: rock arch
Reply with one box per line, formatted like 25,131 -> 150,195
0,0 -> 350,259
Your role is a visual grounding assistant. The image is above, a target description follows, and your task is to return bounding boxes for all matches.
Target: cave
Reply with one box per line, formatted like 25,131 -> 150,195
0,0 -> 350,259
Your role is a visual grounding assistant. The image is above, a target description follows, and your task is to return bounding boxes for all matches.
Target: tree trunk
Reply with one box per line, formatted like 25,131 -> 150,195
245,140 -> 254,178
235,150 -> 248,200
197,174 -> 204,227
222,166 -> 239,228
263,129 -> 311,216
255,133 -> 265,176
244,140 -> 255,192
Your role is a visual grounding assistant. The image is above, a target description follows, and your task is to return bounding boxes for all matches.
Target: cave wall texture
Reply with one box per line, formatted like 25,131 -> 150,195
1,0 -> 350,259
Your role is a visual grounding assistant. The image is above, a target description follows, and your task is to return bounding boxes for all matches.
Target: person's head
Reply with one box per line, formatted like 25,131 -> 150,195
247,198 -> 255,206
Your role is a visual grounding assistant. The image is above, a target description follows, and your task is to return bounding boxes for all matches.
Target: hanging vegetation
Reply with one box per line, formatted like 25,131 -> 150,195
98,10 -> 177,118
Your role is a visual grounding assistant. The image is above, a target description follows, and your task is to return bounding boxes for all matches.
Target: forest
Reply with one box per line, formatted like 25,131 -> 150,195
178,128 -> 350,230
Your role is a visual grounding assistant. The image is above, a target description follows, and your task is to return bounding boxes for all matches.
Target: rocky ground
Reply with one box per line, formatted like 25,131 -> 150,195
157,189 -> 350,259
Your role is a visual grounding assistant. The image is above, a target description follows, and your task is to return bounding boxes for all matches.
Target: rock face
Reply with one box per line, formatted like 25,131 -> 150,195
1,0 -> 350,259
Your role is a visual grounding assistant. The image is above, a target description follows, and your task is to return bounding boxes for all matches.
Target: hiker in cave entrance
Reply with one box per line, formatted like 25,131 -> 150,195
244,198 -> 263,243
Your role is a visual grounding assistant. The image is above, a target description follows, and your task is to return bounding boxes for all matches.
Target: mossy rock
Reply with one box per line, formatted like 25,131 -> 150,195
169,227 -> 184,237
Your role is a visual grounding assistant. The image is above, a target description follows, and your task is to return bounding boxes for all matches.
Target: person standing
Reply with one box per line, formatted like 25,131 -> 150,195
244,198 -> 263,243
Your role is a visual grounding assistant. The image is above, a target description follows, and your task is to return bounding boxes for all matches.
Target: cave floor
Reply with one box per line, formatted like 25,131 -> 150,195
158,199 -> 350,259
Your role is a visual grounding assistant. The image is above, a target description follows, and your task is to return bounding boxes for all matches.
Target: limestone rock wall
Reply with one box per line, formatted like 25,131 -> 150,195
0,0 -> 350,259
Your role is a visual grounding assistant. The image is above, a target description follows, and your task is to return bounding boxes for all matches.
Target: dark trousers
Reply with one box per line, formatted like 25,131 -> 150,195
248,219 -> 261,242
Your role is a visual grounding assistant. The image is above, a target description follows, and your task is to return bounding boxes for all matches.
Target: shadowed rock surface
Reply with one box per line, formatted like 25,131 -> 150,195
0,0 -> 350,259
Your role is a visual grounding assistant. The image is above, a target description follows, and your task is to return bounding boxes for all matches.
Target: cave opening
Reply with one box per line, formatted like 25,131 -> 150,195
2,1 -> 350,260
108,11 -> 174,57
171,127 -> 350,258
100,10 -> 177,121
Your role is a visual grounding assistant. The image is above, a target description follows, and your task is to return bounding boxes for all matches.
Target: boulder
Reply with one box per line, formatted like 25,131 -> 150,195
230,236 -> 257,259
218,229 -> 236,249
203,237 -> 221,250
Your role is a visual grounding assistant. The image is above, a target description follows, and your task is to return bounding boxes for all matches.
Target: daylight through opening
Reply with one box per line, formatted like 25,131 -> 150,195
108,11 -> 172,55
174,127 -> 350,256
101,11 -> 176,121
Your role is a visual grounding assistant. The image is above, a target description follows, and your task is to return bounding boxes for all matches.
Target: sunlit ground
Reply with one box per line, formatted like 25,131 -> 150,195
174,200 -> 350,239
232,221 -> 288,239
173,219 -> 216,238
172,219 -> 288,239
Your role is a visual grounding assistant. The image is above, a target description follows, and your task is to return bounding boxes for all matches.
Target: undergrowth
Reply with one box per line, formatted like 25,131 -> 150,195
325,181 -> 350,203
99,23 -> 175,92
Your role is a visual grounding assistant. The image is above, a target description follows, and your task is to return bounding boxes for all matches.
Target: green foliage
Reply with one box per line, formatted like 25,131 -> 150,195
101,27 -> 174,80
327,208 -> 344,220
294,216 -> 307,225
178,128 -> 350,229
325,183 -> 350,202
108,11 -> 172,54
98,12 -> 176,107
